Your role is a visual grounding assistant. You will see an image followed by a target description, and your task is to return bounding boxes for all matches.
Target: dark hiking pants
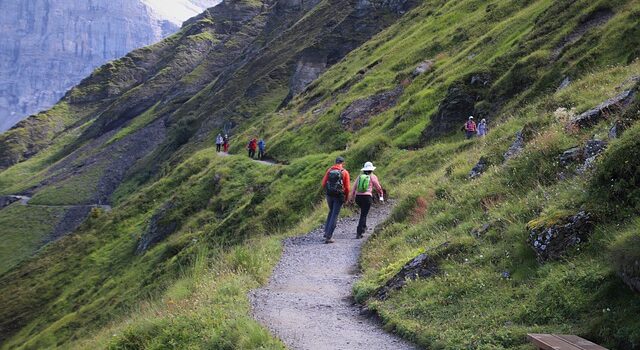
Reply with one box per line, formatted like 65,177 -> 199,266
324,195 -> 344,239
248,149 -> 256,158
216,144 -> 221,152
355,195 -> 373,236
465,130 -> 475,139
258,149 -> 265,159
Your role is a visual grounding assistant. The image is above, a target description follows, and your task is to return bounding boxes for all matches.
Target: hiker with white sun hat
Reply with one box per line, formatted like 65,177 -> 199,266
349,161 -> 384,239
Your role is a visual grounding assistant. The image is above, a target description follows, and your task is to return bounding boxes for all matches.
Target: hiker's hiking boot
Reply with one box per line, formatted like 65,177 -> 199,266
356,233 -> 363,239
324,238 -> 335,244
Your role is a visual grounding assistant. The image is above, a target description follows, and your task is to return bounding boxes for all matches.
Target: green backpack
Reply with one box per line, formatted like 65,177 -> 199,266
357,175 -> 371,193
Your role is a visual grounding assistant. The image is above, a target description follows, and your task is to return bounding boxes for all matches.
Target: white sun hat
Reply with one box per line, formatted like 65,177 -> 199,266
362,161 -> 376,172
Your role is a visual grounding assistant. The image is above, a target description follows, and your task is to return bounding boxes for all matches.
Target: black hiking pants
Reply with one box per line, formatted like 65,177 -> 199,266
248,149 -> 256,158
355,194 -> 373,237
258,149 -> 265,159
216,144 -> 221,152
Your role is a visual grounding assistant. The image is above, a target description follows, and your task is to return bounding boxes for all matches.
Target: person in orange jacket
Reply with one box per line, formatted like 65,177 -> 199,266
321,157 -> 350,243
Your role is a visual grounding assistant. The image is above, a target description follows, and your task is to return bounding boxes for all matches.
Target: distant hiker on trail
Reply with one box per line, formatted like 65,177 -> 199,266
247,138 -> 258,159
215,133 -> 223,152
464,116 -> 476,139
321,157 -> 350,244
258,138 -> 266,160
477,118 -> 487,137
349,161 -> 384,239
223,134 -> 230,153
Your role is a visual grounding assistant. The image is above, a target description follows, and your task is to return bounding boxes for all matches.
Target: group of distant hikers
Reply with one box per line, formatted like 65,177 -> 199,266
215,133 -> 267,160
215,133 -> 231,153
216,117 -> 486,243
463,116 -> 488,139
246,137 -> 267,160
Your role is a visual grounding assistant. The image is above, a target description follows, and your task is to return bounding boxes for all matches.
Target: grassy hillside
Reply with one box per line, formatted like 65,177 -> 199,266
1,0 -> 640,348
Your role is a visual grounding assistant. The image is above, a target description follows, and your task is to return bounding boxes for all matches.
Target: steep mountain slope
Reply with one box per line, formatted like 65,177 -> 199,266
0,0 -> 219,132
0,0 -> 418,348
1,0 -> 640,349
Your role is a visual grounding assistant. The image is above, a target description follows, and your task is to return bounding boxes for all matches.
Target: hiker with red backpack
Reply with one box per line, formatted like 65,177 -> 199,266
321,157 -> 350,244
247,138 -> 258,158
464,116 -> 476,139
349,162 -> 384,239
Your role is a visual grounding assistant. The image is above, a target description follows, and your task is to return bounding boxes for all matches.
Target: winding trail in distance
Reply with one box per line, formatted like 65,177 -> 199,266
4,195 -> 112,211
250,202 -> 416,350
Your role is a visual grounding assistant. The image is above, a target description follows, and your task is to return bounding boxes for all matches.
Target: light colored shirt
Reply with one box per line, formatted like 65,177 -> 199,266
477,123 -> 487,136
351,174 -> 383,198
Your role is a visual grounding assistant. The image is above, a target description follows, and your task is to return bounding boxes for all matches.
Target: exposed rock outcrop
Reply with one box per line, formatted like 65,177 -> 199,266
421,74 -> 490,143
609,119 -> 627,139
528,211 -> 594,262
559,146 -> 584,166
469,157 -> 488,179
559,139 -> 608,174
0,196 -> 19,209
557,76 -> 571,91
46,206 -> 92,243
503,131 -> 526,161
584,139 -> 608,158
567,90 -> 634,129
136,202 -> 178,255
340,86 -> 403,131
375,252 -> 439,300
412,59 -> 434,77
289,49 -> 329,99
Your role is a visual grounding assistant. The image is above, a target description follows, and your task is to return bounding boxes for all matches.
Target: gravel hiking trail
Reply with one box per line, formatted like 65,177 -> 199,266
250,202 -> 416,350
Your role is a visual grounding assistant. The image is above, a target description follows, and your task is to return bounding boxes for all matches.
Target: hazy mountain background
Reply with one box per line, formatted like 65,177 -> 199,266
0,0 -> 220,132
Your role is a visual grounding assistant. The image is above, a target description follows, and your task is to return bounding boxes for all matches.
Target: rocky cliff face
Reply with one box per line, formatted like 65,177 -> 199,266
0,0 -> 218,132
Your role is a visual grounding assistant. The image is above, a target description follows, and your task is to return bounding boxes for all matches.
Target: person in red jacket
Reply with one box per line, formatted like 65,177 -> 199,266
321,157 -> 350,243
247,138 -> 257,158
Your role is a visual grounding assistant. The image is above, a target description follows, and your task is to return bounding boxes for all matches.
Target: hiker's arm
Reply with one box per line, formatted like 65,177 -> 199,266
343,171 -> 350,201
321,170 -> 329,188
350,176 -> 358,200
372,175 -> 384,197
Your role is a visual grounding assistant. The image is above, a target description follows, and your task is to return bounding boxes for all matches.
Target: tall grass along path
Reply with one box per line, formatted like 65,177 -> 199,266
250,202 -> 416,349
